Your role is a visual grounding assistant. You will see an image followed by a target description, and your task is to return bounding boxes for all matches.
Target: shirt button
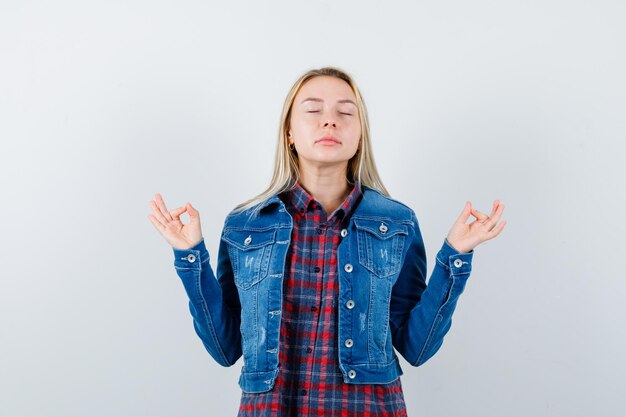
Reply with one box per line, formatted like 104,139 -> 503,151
306,347 -> 313,353
340,228 -> 348,237
300,389 -> 307,395
454,259 -> 463,268
344,339 -> 353,348
316,227 -> 323,235
313,266 -> 321,273
311,306 -> 318,311
185,254 -> 196,263
348,370 -> 356,379
344,263 -> 353,273
346,300 -> 355,309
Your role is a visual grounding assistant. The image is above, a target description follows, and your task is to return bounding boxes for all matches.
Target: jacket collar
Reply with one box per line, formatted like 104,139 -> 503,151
248,182 -> 407,223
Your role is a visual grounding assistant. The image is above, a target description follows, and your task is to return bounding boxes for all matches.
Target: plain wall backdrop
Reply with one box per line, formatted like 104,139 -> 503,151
1,1 -> 624,416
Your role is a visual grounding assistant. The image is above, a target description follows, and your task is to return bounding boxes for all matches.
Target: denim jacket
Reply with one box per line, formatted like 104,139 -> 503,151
172,185 -> 474,393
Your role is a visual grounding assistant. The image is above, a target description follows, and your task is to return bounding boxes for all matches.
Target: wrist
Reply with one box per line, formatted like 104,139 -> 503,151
445,237 -> 473,254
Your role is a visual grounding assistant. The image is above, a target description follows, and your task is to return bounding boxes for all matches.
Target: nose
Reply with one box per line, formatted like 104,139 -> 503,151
323,120 -> 336,128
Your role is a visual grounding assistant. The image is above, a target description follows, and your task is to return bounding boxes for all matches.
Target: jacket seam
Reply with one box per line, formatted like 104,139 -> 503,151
413,272 -> 454,366
413,312 -> 443,366
195,261 -> 231,366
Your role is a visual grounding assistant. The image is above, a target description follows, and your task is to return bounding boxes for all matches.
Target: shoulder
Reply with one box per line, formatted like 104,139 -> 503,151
222,194 -> 284,229
361,186 -> 417,221
222,206 -> 256,229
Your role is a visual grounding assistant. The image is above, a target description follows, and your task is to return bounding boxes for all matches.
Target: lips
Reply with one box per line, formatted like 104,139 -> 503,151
316,135 -> 341,144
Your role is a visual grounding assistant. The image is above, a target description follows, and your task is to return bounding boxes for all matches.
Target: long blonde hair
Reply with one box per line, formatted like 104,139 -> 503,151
231,66 -> 389,214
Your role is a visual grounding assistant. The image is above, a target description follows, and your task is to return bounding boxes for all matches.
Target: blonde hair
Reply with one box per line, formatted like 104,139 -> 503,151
231,66 -> 389,215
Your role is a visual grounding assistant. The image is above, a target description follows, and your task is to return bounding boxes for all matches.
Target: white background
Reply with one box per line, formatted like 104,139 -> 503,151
1,1 -> 624,416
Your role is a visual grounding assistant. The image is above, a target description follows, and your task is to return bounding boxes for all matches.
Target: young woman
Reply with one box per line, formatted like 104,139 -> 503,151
148,66 -> 506,416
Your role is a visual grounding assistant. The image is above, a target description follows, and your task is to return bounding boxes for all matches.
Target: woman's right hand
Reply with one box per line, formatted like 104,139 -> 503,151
147,193 -> 203,250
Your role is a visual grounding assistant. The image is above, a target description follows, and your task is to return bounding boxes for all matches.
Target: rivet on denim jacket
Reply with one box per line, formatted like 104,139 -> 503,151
172,185 -> 474,393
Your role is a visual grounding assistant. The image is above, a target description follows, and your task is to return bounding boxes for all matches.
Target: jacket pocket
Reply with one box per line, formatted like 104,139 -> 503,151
354,218 -> 408,278
222,227 -> 276,290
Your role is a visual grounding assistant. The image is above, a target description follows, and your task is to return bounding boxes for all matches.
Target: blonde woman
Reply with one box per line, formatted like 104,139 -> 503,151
148,66 -> 506,416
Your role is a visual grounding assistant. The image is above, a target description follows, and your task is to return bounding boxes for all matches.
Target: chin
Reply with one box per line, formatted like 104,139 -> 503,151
303,153 -> 352,165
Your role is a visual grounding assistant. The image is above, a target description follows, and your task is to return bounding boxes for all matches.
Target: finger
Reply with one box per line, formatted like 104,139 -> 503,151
149,200 -> 169,226
169,205 -> 187,220
147,213 -> 166,233
154,193 -> 173,222
485,220 -> 506,240
488,199 -> 501,218
471,208 -> 488,221
483,203 -> 505,230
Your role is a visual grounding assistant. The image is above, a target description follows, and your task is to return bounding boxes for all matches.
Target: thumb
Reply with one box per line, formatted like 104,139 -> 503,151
456,201 -> 472,224
186,202 -> 200,221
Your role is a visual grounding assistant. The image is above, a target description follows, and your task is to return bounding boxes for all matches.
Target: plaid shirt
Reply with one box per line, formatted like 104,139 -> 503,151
238,181 -> 408,416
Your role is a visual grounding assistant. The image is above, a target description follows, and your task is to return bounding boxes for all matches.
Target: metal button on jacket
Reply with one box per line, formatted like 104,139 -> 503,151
344,263 -> 353,273
344,339 -> 353,348
340,228 -> 348,237
454,259 -> 463,268
346,300 -> 355,309
379,222 -> 388,233
348,370 -> 357,379
244,235 -> 252,245
185,254 -> 196,263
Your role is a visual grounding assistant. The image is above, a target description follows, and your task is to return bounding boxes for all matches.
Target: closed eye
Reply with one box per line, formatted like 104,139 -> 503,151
306,110 -> 353,115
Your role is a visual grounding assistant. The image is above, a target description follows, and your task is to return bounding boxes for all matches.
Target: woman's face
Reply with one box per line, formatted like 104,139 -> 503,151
288,75 -> 361,169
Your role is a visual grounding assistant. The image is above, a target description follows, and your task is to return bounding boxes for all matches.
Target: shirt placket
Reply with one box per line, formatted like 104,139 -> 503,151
297,202 -> 323,400
304,208 -> 344,410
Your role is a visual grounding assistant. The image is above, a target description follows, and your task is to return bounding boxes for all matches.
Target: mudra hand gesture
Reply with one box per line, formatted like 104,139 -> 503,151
446,200 -> 506,253
147,193 -> 203,250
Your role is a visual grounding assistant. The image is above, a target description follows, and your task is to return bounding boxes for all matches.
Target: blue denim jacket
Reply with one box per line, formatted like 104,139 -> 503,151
172,185 -> 474,393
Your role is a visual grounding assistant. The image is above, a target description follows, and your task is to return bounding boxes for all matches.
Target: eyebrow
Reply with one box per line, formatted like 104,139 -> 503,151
300,97 -> 357,106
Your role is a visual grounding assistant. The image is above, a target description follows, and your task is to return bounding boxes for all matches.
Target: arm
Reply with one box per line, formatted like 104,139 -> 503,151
172,226 -> 242,367
389,210 -> 474,366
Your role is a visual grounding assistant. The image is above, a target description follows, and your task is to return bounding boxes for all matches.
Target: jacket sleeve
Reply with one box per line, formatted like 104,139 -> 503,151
172,223 -> 242,367
389,210 -> 474,367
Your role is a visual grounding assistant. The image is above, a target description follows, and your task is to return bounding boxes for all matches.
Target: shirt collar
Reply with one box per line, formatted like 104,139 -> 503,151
281,180 -> 362,221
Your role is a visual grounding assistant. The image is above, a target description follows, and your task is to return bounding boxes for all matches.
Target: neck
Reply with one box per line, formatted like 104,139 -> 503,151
297,162 -> 351,216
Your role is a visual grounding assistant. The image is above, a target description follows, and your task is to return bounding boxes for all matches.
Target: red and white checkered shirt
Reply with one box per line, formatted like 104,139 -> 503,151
237,181 -> 408,416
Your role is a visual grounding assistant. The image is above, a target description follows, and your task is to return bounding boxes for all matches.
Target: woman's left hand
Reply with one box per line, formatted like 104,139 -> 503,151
445,200 -> 506,253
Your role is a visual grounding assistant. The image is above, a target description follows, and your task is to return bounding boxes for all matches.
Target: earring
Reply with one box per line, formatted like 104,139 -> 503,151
289,142 -> 295,150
